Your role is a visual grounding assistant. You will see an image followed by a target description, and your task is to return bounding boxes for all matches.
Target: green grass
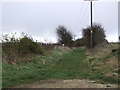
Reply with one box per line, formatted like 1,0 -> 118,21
2,47 -> 119,88
110,42 -> 120,44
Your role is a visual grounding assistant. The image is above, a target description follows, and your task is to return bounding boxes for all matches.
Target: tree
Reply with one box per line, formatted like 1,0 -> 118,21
56,25 -> 73,46
82,23 -> 106,48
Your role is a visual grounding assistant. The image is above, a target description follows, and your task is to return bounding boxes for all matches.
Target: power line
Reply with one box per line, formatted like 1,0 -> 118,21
74,2 -> 89,39
74,1 -> 96,41
80,2 -> 89,28
74,2 -> 84,31
92,2 -> 95,23
76,2 -> 88,30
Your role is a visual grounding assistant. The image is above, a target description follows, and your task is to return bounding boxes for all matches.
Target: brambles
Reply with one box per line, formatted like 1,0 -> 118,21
2,32 -> 44,64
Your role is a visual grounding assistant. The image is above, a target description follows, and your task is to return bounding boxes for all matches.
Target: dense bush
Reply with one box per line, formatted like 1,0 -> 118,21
73,38 -> 86,47
19,36 -> 43,55
82,23 -> 106,48
41,43 -> 58,50
2,33 -> 44,64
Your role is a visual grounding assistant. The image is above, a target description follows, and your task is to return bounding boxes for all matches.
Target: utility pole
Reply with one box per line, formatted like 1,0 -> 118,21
90,0 -> 93,48
84,0 -> 97,48
84,0 -> 94,27
90,1 -> 93,27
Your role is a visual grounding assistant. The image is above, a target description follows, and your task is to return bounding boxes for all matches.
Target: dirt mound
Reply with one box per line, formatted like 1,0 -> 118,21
85,43 -> 118,80
86,43 -> 118,58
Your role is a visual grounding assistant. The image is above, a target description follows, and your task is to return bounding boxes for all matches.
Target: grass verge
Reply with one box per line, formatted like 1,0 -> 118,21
2,47 -> 119,88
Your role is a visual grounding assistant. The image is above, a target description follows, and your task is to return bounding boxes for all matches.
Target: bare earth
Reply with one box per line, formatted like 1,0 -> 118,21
14,79 -> 118,88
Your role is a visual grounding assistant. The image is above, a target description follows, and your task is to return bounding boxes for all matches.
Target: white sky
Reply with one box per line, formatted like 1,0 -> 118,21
0,0 -> 119,2
0,0 -> 119,43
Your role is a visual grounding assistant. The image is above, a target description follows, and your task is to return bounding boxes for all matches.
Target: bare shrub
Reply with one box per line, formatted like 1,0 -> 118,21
2,32 -> 44,64
56,25 -> 73,47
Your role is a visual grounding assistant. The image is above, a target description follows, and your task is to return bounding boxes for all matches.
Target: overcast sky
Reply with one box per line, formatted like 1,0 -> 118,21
0,0 -> 119,43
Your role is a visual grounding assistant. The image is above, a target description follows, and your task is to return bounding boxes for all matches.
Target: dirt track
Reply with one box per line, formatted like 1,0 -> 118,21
14,79 -> 118,88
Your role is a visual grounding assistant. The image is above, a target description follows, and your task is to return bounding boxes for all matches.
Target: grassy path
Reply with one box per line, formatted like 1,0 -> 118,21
2,47 -> 118,88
